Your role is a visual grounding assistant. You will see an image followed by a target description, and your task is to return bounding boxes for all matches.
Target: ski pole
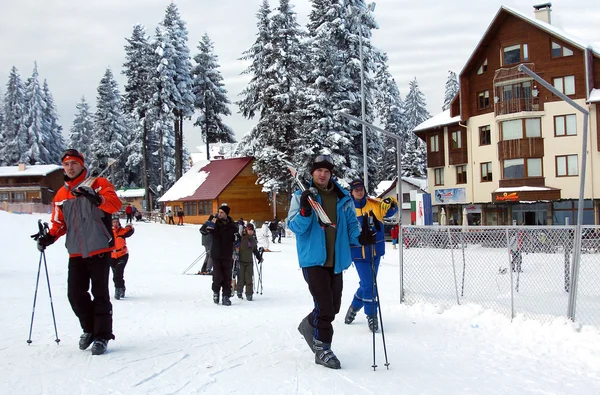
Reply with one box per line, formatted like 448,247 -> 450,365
182,251 -> 206,274
42,250 -> 60,344
27,251 -> 43,345
370,243 -> 377,371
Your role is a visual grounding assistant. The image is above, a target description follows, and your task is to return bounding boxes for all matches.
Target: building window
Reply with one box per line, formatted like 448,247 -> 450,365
503,158 -> 542,179
197,200 -> 212,215
434,168 -> 444,186
479,125 -> 491,145
402,193 -> 410,203
556,155 -> 578,177
183,201 -> 196,216
553,75 -> 575,95
456,165 -> 467,184
477,58 -> 488,75
450,130 -> 462,149
478,90 -> 490,109
0,192 -> 8,201
11,192 -> 25,202
481,162 -> 492,182
429,134 -> 439,152
502,43 -> 528,65
500,118 -> 541,140
551,42 -> 573,58
554,114 -> 577,136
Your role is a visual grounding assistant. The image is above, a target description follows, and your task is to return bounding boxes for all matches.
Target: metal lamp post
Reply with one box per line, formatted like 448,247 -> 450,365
347,2 -> 376,188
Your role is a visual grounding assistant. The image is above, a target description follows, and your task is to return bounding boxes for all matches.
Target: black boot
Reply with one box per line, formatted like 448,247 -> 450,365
367,314 -> 379,333
213,293 -> 219,304
246,294 -> 253,301
222,295 -> 232,306
314,339 -> 341,369
297,316 -> 314,353
344,305 -> 358,324
115,288 -> 125,300
79,332 -> 93,350
237,292 -> 243,299
91,339 -> 109,355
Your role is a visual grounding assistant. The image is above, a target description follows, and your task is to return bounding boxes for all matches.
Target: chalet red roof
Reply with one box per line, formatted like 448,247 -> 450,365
183,156 -> 253,201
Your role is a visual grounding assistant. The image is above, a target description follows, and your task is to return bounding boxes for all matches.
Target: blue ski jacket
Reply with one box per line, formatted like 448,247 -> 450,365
287,178 -> 361,274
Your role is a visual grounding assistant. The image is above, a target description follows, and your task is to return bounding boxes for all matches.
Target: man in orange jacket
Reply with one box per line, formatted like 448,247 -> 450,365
35,149 -> 122,355
111,217 -> 134,300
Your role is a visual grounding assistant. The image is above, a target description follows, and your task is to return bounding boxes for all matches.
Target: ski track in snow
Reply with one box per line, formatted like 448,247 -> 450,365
2,212 -> 600,394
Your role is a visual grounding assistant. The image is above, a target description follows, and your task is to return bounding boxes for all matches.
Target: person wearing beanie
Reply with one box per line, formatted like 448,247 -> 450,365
33,149 -> 122,355
287,154 -> 373,370
110,216 -> 135,300
344,178 -> 398,333
235,223 -> 262,301
200,204 -> 239,306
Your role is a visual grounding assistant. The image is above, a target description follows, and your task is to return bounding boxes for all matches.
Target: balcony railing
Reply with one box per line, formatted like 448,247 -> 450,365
495,97 -> 539,116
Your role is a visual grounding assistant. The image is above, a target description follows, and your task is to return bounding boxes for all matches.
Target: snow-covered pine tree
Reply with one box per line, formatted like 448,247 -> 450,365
442,70 -> 459,111
403,77 -> 430,178
123,24 -> 155,210
149,24 -> 178,192
89,68 -> 130,187
162,3 -> 195,180
0,66 -> 27,165
21,62 -> 51,165
191,33 -> 235,160
68,97 -> 94,162
42,80 -> 65,164
373,52 -> 404,184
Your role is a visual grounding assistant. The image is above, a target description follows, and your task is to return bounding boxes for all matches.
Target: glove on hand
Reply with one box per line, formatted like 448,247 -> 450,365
35,233 -> 56,252
358,213 -> 377,245
299,189 -> 315,217
73,186 -> 102,206
380,197 -> 396,212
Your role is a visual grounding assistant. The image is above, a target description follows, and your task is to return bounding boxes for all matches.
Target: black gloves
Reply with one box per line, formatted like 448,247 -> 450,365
32,233 -> 55,252
299,189 -> 315,217
73,186 -> 102,206
358,213 -> 377,246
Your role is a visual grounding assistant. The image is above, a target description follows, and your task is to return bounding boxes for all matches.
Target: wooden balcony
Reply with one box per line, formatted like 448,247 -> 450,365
494,97 -> 540,116
498,177 -> 545,188
427,151 -> 445,168
498,137 -> 544,161
449,147 -> 468,165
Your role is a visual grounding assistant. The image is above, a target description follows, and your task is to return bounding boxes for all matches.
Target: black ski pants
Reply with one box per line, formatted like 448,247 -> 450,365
67,253 -> 114,341
212,257 -> 233,297
110,253 -> 128,289
302,265 -> 343,344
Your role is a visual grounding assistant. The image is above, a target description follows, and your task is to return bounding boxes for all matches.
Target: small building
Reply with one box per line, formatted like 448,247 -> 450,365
0,163 -> 63,204
115,188 -> 146,211
158,156 -> 288,224
377,177 -> 430,225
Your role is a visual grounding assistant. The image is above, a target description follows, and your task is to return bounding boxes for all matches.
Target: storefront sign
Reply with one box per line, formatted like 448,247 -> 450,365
496,192 -> 519,202
434,188 -> 466,204
465,204 -> 482,213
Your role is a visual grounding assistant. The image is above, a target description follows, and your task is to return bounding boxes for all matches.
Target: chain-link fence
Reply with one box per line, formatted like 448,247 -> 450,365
401,225 -> 600,327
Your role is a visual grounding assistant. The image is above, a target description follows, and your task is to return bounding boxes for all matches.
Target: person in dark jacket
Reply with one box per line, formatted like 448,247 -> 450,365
201,204 -> 240,306
287,154 -> 371,370
33,149 -> 122,355
236,223 -> 262,300
199,215 -> 214,275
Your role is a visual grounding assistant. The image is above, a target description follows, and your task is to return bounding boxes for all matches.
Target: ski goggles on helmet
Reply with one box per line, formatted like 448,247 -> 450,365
313,155 -> 333,166
61,149 -> 85,166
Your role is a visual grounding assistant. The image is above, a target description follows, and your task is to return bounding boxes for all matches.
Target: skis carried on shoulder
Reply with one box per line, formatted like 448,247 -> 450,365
284,160 -> 336,228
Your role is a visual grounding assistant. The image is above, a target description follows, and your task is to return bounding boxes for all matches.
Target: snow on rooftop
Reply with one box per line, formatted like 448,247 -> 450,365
494,186 -> 552,193
158,160 -> 210,202
0,164 -> 61,177
589,88 -> 600,103
413,109 -> 460,132
116,188 -> 146,198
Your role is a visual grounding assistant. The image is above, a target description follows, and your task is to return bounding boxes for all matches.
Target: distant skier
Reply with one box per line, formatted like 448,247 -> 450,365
236,223 -> 262,301
111,216 -> 135,300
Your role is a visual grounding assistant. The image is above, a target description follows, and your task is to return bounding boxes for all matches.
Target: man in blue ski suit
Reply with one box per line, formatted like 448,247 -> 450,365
345,179 -> 398,332
288,154 -> 374,370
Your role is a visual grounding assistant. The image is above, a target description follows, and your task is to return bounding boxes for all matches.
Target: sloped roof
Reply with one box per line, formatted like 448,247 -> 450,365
377,176 -> 428,198
159,157 -> 254,203
413,109 -> 461,133
116,188 -> 146,198
0,164 -> 62,177
461,6 -> 600,77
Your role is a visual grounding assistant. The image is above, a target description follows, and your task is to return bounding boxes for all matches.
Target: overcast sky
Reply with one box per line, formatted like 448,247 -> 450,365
1,0 -> 599,153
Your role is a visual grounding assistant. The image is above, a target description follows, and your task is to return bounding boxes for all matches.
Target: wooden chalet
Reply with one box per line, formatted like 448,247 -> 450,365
158,157 -> 288,224
0,163 -> 63,204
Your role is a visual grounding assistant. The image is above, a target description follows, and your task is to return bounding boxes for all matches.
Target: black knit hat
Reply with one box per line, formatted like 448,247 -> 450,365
310,154 -> 334,174
218,204 -> 230,216
350,179 -> 365,191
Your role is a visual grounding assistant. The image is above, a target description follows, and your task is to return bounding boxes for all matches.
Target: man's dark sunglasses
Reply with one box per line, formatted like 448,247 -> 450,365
314,155 -> 333,165
61,149 -> 84,162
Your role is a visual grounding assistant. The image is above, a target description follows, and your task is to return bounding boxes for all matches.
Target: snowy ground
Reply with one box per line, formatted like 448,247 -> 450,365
1,211 -> 600,395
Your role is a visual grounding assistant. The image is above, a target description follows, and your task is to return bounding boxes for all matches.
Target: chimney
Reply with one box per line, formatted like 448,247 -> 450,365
18,163 -> 27,171
533,3 -> 552,24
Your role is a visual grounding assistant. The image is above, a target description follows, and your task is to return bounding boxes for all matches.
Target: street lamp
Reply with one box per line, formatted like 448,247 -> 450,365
347,2 -> 376,189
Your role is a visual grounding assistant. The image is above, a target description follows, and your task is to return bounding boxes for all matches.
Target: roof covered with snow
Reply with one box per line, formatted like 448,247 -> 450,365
494,186 -> 556,193
159,157 -> 254,203
0,164 -> 62,177
588,89 -> 600,103
116,188 -> 146,198
377,176 -> 428,198
413,109 -> 461,133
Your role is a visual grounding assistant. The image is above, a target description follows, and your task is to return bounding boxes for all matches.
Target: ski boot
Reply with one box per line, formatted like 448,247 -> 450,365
314,339 -> 341,369
79,332 -> 93,350
246,294 -> 253,301
91,339 -> 109,355
297,316 -> 314,353
222,295 -> 232,306
344,305 -> 358,324
213,293 -> 219,304
367,314 -> 379,333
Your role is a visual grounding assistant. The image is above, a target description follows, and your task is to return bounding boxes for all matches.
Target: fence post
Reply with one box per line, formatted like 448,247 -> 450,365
448,227 -> 460,305
506,228 -> 515,320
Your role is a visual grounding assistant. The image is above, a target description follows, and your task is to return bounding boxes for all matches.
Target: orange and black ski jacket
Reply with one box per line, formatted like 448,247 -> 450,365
111,225 -> 134,259
48,169 -> 122,258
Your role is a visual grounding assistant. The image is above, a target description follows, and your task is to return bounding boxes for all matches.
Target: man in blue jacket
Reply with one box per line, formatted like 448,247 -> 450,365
344,179 -> 398,333
288,154 -> 375,370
